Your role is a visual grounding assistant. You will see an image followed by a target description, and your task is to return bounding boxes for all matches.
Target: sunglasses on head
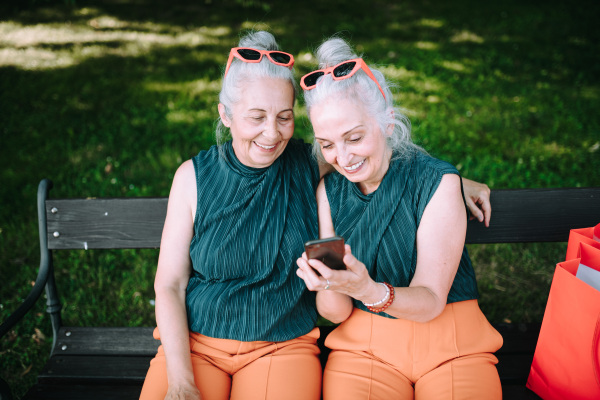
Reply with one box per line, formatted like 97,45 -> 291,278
224,47 -> 295,77
300,58 -> 386,100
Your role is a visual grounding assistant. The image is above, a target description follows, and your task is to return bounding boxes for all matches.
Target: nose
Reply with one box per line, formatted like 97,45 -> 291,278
336,145 -> 353,167
262,118 -> 279,140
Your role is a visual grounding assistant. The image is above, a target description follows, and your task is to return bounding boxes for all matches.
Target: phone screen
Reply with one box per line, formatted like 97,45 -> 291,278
304,236 -> 346,270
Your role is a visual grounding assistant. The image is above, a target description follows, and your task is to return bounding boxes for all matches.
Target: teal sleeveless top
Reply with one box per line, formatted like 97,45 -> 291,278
186,139 -> 320,341
324,151 -> 479,318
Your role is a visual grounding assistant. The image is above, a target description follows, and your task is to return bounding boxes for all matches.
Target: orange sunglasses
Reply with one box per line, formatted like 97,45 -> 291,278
224,47 -> 295,77
300,58 -> 385,100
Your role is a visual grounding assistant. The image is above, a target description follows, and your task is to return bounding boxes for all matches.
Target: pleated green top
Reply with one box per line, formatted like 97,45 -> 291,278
324,150 -> 479,318
186,139 -> 320,341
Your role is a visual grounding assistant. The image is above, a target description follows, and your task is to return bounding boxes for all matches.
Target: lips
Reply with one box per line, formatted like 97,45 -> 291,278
343,159 -> 365,173
254,141 -> 277,150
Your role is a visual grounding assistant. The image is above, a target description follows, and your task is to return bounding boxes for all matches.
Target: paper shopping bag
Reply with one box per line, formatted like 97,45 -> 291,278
526,243 -> 600,399
565,222 -> 600,260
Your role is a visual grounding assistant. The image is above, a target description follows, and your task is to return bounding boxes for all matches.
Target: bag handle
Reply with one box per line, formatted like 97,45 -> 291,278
594,312 -> 600,388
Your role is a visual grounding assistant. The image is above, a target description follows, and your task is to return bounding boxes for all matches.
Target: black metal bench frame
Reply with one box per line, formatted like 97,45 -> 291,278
1,178 -> 599,399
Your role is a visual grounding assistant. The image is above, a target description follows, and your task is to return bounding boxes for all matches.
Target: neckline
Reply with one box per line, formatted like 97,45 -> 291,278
223,141 -> 276,177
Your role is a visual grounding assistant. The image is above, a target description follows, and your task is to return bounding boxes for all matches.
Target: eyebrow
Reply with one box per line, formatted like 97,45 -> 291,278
247,108 -> 294,113
315,124 -> 363,141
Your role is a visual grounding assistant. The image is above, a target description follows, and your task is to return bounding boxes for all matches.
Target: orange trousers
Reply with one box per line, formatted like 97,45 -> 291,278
323,300 -> 503,400
139,327 -> 322,400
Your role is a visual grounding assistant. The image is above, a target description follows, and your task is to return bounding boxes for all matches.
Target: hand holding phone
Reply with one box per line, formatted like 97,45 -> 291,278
304,236 -> 346,270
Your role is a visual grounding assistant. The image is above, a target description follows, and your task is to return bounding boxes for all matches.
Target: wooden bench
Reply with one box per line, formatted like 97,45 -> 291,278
1,178 -> 599,400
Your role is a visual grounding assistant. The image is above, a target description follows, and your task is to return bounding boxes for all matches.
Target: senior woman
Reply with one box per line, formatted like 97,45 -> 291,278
140,31 -> 492,400
139,30 -> 323,400
296,38 -> 503,400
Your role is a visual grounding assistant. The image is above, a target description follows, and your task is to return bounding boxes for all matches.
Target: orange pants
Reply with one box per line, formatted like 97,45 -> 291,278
140,327 -> 322,400
323,300 -> 503,400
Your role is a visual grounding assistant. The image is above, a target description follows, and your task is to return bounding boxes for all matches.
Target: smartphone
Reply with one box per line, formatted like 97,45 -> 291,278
304,236 -> 346,270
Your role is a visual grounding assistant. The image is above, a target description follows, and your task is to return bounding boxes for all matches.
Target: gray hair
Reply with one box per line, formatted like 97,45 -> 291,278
303,37 -> 421,161
216,31 -> 297,147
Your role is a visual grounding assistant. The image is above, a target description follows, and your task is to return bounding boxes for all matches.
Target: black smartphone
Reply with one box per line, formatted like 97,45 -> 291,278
304,236 -> 346,270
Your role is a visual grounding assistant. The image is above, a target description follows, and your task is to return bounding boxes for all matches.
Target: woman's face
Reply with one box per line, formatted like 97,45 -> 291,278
311,97 -> 392,194
219,77 -> 295,169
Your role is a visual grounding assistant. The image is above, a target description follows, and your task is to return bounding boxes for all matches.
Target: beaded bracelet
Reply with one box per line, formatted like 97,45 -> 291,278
362,282 -> 389,307
364,282 -> 395,313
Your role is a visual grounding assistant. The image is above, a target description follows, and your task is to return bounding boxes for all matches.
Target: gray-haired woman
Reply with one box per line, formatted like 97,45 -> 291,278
296,37 -> 502,400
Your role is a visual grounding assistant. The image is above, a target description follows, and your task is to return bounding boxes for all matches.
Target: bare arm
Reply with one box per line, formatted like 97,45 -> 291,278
154,160 -> 201,400
296,179 -> 353,323
381,173 -> 466,322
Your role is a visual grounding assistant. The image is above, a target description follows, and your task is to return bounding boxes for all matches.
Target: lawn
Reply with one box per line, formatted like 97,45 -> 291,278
1,0 -> 599,397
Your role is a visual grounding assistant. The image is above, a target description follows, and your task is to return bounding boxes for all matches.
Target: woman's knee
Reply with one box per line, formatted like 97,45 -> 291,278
324,351 -> 413,400
416,354 -> 501,399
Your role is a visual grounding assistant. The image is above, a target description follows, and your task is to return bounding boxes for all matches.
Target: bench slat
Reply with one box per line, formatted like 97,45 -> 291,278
501,385 -> 542,399
52,327 -> 158,356
37,355 -> 152,384
23,384 -> 143,400
46,198 -> 167,250
493,323 -> 540,354
496,353 -> 536,385
466,188 -> 600,243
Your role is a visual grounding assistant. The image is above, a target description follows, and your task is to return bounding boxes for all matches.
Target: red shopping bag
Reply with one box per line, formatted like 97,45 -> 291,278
526,243 -> 600,399
565,222 -> 600,260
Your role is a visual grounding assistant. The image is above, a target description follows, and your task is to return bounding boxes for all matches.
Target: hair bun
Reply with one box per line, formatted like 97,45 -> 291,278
239,31 -> 279,51
316,37 -> 358,68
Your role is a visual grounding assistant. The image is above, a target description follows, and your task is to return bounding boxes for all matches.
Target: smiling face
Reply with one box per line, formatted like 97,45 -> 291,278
311,97 -> 392,194
219,77 -> 295,168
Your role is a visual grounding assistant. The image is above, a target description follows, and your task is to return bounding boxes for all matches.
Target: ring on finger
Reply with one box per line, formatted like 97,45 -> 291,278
325,279 -> 331,290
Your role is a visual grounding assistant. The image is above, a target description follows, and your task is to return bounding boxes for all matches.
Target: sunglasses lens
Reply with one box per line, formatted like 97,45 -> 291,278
304,71 -> 325,87
269,52 -> 291,64
237,49 -> 261,60
333,61 -> 357,78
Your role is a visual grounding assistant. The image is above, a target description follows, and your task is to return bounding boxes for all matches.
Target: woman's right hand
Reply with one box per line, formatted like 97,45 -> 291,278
299,245 -> 383,303
165,382 -> 201,400
297,245 -> 385,323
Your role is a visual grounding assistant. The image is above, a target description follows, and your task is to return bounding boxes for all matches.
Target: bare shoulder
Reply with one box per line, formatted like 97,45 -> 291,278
435,174 -> 462,197
170,160 -> 195,195
167,159 -> 197,218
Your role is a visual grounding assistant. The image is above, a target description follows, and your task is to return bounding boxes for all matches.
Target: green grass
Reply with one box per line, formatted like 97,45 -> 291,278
1,0 -> 599,397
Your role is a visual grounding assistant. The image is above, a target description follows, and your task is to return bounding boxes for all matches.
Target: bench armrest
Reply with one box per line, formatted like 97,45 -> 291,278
0,180 -> 56,340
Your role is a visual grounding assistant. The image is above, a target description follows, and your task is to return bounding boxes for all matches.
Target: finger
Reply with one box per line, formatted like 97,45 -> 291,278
341,248 -> 364,273
306,258 -> 334,279
481,195 -> 492,227
298,257 -> 318,277
296,260 -> 324,291
296,267 -> 305,280
466,196 -> 484,223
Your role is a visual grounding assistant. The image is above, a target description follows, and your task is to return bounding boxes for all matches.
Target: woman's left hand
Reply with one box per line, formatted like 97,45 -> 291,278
461,177 -> 491,227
